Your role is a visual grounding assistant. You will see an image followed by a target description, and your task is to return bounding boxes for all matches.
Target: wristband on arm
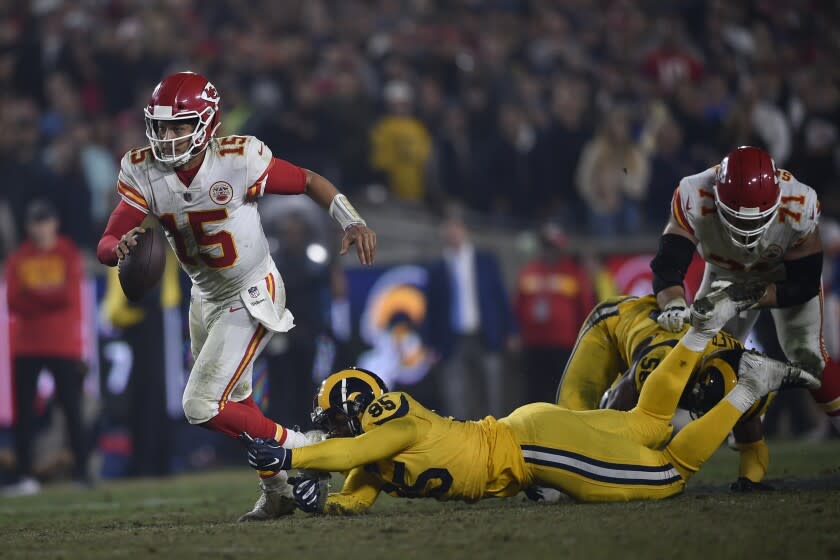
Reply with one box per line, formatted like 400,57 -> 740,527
329,194 -> 366,231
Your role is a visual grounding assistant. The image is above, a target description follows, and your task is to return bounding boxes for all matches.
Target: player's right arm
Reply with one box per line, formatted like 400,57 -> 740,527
96,201 -> 147,266
650,186 -> 698,331
97,154 -> 151,266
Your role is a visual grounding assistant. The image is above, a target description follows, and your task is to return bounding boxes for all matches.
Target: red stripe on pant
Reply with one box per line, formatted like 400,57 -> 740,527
201,325 -> 276,439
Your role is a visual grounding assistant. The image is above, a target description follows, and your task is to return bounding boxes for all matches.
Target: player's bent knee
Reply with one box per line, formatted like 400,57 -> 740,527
784,348 -> 825,376
183,397 -> 218,424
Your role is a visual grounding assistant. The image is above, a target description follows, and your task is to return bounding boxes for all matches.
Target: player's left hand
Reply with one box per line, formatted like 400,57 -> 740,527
729,477 -> 774,492
289,474 -> 328,513
340,224 -> 376,266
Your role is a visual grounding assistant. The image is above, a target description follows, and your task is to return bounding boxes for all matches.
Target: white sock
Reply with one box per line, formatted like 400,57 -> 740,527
682,328 -> 711,352
281,429 -> 308,449
726,384 -> 757,414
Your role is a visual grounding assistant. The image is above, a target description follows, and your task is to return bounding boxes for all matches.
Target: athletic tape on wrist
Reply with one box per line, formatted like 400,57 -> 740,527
329,194 -> 366,230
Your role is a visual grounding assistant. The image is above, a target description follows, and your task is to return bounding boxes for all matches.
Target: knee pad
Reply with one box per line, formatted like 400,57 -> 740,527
182,397 -> 218,425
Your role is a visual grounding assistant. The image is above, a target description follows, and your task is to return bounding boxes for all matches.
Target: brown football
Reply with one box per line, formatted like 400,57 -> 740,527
118,228 -> 166,302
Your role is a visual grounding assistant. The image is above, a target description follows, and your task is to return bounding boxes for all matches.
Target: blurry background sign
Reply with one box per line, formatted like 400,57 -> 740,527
349,264 -> 435,388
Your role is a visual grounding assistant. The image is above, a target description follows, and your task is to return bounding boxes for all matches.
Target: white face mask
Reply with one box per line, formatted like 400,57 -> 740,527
143,107 -> 216,167
714,197 -> 780,249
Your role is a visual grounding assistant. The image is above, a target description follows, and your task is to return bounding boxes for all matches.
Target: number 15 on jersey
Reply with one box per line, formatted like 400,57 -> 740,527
159,210 -> 239,269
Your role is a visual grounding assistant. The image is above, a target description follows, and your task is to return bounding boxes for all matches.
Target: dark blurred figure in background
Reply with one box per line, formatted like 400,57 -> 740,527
0,99 -> 56,241
99,244 -> 181,478
263,208 -> 341,429
534,75 -> 594,224
426,207 -> 518,419
646,115 -> 698,227
575,106 -> 650,236
514,223 -> 595,403
483,103 -> 539,221
3,200 -> 89,496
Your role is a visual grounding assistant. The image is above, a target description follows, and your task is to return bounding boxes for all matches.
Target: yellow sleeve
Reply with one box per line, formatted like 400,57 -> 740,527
291,418 -> 417,472
323,467 -> 383,515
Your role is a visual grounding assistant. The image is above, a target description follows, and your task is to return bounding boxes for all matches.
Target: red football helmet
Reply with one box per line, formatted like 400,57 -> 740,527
144,71 -> 221,167
713,146 -> 781,249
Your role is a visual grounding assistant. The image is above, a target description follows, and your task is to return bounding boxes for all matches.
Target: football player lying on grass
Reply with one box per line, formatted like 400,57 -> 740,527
241,283 -> 819,514
555,292 -> 774,492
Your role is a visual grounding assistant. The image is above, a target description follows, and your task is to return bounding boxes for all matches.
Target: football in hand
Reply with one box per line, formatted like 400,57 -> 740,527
118,228 -> 166,302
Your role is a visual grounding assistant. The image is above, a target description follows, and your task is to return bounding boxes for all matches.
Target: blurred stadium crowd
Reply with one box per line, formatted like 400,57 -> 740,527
1,0 -> 839,486
2,0 -> 840,251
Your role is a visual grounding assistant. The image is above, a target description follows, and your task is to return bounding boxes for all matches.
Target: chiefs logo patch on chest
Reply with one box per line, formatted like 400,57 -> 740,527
209,181 -> 233,205
761,244 -> 783,260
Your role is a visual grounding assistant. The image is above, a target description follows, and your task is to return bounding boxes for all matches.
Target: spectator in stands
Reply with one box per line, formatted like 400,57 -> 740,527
722,76 -> 792,166
484,103 -> 539,221
788,72 -> 840,209
642,18 -> 704,94
3,200 -> 89,495
575,106 -> 650,236
370,80 -> 433,203
323,68 -> 376,192
535,75 -> 594,224
514,223 -> 595,403
42,130 -> 93,250
646,117 -> 698,227
0,98 -> 55,241
425,206 -> 518,419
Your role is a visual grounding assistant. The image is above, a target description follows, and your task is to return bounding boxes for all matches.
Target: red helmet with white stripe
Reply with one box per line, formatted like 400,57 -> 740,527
713,146 -> 781,249
144,71 -> 221,167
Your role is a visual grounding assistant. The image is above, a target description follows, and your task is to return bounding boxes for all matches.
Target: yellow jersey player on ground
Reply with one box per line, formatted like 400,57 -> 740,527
97,71 -> 376,521
555,293 -> 772,489
242,283 -> 819,514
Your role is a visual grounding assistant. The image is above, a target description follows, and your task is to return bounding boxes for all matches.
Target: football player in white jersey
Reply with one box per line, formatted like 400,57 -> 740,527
651,145 -> 840,438
96,71 -> 376,521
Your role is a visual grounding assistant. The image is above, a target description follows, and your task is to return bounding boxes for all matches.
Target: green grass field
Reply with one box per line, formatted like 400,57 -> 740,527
2,440 -> 839,560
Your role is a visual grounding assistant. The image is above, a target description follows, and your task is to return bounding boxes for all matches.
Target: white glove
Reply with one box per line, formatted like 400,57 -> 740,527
303,429 -> 328,445
657,297 -> 689,332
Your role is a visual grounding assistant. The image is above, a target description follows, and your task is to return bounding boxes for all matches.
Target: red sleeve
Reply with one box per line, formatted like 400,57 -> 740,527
97,200 -> 147,266
262,158 -> 308,195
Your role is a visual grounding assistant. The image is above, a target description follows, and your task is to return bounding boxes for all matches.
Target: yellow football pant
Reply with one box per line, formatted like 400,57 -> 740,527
503,341 -> 743,502
555,301 -> 623,409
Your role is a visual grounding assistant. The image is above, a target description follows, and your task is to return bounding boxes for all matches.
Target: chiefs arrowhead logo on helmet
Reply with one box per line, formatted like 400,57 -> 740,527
201,82 -> 220,105
144,71 -> 222,167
